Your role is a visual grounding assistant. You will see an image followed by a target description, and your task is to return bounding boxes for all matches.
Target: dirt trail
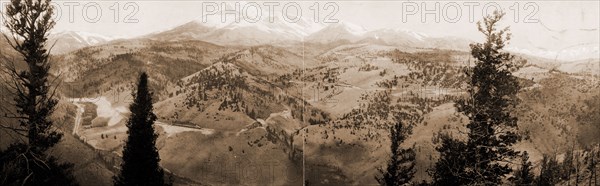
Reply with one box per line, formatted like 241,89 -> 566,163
71,100 -> 85,136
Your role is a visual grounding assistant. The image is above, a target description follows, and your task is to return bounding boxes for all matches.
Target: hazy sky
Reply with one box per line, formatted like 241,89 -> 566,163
38,1 -> 597,36
2,0 -> 597,59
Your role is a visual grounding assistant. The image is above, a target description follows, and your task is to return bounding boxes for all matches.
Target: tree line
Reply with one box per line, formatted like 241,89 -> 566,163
373,11 -> 599,186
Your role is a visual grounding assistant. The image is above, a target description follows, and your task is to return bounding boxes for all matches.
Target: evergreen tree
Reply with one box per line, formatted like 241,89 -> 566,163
537,154 -> 560,186
575,151 -> 581,186
513,151 -> 535,186
114,72 -> 167,186
430,134 -> 468,186
588,150 -> 598,186
375,121 -> 416,186
433,11 -> 524,185
250,108 -> 257,120
2,0 -> 61,156
561,147 -> 575,181
0,0 -> 76,185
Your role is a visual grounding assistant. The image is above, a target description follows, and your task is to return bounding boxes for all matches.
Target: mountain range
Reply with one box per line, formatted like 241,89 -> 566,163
43,15 -> 598,62
147,18 -> 474,51
48,31 -> 114,54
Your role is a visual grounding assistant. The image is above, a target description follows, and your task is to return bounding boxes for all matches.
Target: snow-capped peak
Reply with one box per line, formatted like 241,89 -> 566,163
46,31 -> 114,54
393,28 -> 428,41
306,21 -> 369,43
52,31 -> 113,45
367,28 -> 429,42
190,7 -> 324,37
507,45 -> 600,62
191,14 -> 234,29
325,21 -> 368,36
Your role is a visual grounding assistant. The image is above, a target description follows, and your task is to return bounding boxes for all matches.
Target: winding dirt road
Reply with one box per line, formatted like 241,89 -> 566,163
71,100 -> 84,136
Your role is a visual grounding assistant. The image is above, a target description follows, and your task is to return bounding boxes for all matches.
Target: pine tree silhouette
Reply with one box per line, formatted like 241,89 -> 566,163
433,11 -> 524,185
3,0 -> 61,155
375,121 -> 416,186
513,151 -> 535,185
430,134 -> 468,186
537,154 -> 560,186
0,0 -> 76,185
114,72 -> 167,186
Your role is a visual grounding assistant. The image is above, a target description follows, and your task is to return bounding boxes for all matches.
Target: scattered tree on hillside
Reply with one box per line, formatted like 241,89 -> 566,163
0,0 -> 76,184
561,146 -> 575,182
537,154 -> 560,186
375,121 -> 416,186
432,11 -> 524,185
114,73 -> 168,186
512,151 -> 535,186
588,150 -> 598,186
575,150 -> 582,186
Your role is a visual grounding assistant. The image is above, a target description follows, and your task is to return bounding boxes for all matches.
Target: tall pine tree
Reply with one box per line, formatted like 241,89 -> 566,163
375,121 -> 416,186
0,0 -> 76,185
433,11 -> 523,185
512,151 -> 535,186
2,0 -> 61,155
561,147 -> 575,182
537,154 -> 560,186
114,72 -> 166,186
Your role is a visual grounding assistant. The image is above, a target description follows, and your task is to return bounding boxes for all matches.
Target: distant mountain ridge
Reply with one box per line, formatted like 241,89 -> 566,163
48,31 -> 113,54
144,16 -> 474,51
146,13 -> 324,46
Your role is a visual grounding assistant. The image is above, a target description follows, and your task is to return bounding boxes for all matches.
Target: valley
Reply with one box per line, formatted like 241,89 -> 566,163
40,37 -> 598,185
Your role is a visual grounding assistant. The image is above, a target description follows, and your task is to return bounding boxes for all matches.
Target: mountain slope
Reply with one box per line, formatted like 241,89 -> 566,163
306,21 -> 368,43
48,31 -> 113,54
52,39 -> 229,100
156,57 -> 330,130
307,23 -> 472,50
557,58 -> 600,75
148,14 -> 323,46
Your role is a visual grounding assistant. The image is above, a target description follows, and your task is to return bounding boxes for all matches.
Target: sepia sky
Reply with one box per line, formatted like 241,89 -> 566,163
44,1 -> 600,36
2,0 -> 597,59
